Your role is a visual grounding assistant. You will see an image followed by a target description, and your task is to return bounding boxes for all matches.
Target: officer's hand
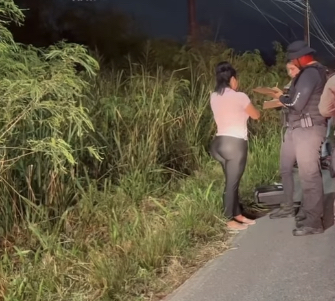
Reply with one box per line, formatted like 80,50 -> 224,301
274,92 -> 283,99
271,87 -> 283,99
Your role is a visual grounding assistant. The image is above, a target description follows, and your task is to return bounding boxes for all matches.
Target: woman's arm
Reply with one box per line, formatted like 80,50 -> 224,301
238,92 -> 261,120
245,102 -> 260,120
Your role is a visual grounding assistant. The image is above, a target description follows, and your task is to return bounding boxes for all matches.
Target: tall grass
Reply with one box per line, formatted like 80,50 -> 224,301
0,1 -> 287,300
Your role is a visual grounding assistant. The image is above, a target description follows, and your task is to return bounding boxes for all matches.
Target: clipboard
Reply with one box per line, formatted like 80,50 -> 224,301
253,87 -> 281,97
253,86 -> 284,110
263,99 -> 283,109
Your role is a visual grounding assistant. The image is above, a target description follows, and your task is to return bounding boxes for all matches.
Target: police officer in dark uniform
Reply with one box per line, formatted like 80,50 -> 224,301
269,40 -> 328,236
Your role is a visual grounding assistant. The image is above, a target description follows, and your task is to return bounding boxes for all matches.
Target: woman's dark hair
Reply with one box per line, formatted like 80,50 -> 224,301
214,61 -> 237,95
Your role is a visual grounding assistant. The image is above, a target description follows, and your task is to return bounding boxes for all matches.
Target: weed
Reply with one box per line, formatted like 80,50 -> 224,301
0,2 -> 287,300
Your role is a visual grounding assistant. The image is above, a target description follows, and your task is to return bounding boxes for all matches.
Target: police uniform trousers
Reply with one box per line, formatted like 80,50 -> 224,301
280,125 -> 327,229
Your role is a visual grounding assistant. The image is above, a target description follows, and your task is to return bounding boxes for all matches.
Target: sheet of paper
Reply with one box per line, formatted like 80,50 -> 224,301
253,87 -> 281,97
263,99 -> 282,109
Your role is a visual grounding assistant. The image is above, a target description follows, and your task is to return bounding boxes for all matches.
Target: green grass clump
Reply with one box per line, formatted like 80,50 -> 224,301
0,1 -> 285,300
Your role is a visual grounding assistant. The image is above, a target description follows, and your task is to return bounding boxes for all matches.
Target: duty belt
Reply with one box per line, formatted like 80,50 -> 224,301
281,118 -> 326,142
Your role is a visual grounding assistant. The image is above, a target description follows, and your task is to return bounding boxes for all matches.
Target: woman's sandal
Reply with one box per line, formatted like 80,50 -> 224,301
227,221 -> 248,231
241,217 -> 256,225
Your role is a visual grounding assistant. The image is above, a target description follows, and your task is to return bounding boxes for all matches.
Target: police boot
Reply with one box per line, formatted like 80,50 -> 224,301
292,226 -> 324,236
294,215 -> 324,236
269,205 -> 295,219
295,211 -> 306,222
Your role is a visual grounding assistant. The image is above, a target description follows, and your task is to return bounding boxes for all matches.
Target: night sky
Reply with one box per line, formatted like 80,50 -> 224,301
105,0 -> 335,60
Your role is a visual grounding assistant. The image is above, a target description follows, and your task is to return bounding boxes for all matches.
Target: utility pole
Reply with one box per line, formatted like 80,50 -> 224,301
187,0 -> 197,44
304,0 -> 310,46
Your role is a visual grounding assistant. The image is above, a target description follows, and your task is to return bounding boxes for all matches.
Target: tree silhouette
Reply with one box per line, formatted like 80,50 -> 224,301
9,1 -> 146,61
55,3 -> 145,60
9,0 -> 55,46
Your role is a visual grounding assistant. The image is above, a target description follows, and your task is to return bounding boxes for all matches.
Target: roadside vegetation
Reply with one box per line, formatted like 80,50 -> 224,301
0,1 -> 288,300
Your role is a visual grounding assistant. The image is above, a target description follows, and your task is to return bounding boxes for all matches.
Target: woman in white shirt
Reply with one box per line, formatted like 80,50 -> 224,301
210,61 -> 260,231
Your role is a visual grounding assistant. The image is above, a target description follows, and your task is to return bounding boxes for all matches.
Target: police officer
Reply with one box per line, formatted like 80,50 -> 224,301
269,40 -> 328,236
319,69 -> 335,117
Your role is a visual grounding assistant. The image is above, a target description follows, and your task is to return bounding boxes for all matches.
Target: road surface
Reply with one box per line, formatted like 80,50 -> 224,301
164,196 -> 335,301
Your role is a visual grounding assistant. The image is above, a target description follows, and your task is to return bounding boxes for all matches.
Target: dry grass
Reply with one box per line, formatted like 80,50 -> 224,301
0,2 -> 286,300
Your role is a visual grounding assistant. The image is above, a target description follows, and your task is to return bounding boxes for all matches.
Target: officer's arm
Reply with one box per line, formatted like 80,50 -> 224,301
319,76 -> 335,117
279,68 -> 319,111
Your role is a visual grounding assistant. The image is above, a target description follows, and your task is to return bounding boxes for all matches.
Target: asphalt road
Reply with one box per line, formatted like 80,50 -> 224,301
164,208 -> 335,301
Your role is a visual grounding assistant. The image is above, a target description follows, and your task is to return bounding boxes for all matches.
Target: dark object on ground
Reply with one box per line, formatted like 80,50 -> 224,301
241,205 -> 270,220
254,184 -> 287,208
269,206 -> 295,219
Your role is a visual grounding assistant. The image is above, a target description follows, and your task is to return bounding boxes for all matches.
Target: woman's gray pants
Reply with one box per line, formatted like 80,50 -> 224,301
280,125 -> 327,229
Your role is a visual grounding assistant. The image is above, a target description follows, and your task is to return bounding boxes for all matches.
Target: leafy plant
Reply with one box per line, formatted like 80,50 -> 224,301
0,1 -> 100,231
0,1 -> 288,300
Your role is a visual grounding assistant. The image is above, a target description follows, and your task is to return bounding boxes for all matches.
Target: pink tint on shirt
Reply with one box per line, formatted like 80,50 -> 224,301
210,88 -> 251,140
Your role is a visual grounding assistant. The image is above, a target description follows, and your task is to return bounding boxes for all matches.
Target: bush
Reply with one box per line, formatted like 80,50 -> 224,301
0,1 -> 287,300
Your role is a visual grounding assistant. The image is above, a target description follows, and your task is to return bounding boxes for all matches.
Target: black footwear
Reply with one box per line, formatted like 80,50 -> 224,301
295,215 -> 305,222
296,220 -> 304,228
292,227 -> 324,236
294,205 -> 306,221
269,207 -> 295,219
